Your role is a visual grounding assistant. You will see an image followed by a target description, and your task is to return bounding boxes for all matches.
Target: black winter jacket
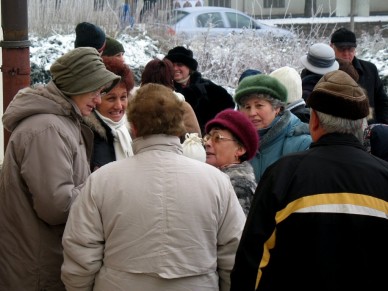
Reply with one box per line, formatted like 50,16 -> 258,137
353,57 -> 388,124
174,71 -> 235,133
231,133 -> 388,291
83,111 -> 116,171
301,70 -> 322,102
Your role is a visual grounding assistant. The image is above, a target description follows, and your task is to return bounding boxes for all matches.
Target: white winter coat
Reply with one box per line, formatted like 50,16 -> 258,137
61,134 -> 246,291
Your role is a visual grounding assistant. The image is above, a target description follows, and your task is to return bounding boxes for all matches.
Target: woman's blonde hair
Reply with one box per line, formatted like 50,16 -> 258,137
127,83 -> 186,137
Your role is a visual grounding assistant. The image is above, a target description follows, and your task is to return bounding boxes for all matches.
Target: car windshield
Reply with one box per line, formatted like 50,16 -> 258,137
169,10 -> 189,25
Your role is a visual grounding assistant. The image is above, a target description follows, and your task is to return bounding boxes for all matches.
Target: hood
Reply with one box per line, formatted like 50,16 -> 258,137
2,81 -> 76,132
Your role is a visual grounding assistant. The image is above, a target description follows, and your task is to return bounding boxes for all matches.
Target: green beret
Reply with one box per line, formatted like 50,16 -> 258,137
234,74 -> 288,105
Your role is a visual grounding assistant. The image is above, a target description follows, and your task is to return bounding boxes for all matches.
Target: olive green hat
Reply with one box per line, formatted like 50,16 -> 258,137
234,74 -> 288,105
50,47 -> 120,96
102,36 -> 125,57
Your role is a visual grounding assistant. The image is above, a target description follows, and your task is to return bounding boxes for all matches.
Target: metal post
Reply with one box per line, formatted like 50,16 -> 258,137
0,0 -> 31,151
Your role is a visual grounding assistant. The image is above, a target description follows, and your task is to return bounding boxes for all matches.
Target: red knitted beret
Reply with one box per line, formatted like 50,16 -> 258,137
205,109 -> 259,161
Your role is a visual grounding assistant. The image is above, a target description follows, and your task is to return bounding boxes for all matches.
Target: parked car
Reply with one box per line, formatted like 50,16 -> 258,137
167,6 -> 294,39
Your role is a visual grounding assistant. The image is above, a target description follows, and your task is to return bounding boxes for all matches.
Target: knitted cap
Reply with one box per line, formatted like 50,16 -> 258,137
205,109 -> 259,161
300,43 -> 339,75
269,66 -> 302,104
307,70 -> 369,120
102,36 -> 125,57
234,74 -> 288,106
238,69 -> 262,84
50,47 -> 121,96
165,46 -> 198,71
74,22 -> 106,52
331,27 -> 357,48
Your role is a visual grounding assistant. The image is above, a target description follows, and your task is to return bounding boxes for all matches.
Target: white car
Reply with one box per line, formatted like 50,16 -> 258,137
167,6 -> 294,39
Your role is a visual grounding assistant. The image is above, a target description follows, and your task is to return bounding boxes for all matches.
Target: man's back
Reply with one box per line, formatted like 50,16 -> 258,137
231,133 -> 388,290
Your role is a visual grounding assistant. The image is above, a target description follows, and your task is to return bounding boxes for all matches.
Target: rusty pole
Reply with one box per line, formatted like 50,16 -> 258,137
0,0 -> 30,151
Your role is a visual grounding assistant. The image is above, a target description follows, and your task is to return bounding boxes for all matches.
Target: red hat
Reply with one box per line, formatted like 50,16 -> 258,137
205,109 -> 259,161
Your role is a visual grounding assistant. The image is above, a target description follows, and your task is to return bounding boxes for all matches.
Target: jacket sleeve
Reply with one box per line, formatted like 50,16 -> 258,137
230,167 -> 278,291
20,126 -> 84,225
372,66 -> 388,124
61,176 -> 104,291
217,180 -> 246,291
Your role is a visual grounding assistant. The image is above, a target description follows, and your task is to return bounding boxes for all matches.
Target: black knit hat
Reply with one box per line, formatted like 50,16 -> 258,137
307,70 -> 369,120
165,46 -> 198,71
74,22 -> 106,52
238,69 -> 261,84
102,36 -> 125,57
331,27 -> 357,48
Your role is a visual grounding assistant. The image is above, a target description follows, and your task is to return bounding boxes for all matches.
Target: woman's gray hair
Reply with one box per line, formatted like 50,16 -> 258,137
240,93 -> 286,112
314,110 -> 368,142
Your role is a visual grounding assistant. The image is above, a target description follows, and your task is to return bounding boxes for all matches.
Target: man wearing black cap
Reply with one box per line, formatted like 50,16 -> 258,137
330,27 -> 388,124
231,70 -> 388,291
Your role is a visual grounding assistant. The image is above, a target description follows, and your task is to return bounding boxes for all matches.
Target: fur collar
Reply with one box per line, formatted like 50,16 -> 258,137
83,111 -> 108,140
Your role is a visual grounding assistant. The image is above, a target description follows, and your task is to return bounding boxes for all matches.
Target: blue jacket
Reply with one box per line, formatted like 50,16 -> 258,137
250,110 -> 311,182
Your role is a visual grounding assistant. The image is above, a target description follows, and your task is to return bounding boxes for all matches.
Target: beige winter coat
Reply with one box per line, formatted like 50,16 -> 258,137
62,134 -> 245,291
0,81 -> 93,291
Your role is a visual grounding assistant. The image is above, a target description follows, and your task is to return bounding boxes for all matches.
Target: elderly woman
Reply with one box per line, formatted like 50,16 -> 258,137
204,109 -> 259,216
84,56 -> 135,171
0,47 -> 120,290
234,74 -> 312,182
61,83 -> 245,291
140,58 -> 201,137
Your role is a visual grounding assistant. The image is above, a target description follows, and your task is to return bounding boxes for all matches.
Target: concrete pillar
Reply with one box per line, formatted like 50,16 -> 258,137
357,0 -> 370,17
336,0 -> 350,16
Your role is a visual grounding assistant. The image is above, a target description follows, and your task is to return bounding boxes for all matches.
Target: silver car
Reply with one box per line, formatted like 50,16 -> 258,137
167,6 -> 294,39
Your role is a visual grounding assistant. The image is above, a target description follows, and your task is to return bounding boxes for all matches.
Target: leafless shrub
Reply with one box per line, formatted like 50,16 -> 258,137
28,0 -> 388,92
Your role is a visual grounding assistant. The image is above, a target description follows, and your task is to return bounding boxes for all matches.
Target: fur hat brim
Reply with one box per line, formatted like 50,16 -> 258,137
165,53 -> 198,71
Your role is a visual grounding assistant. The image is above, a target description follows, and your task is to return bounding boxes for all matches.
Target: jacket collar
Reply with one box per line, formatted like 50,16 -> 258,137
310,132 -> 365,150
132,134 -> 183,155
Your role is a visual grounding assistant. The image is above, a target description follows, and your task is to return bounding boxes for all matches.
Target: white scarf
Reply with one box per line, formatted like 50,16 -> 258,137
95,111 -> 134,159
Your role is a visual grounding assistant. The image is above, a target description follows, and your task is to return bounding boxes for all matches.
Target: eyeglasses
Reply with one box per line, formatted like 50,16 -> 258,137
92,89 -> 107,99
203,132 -> 236,145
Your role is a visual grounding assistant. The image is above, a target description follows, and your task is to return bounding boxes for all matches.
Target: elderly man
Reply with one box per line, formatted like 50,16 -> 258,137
230,70 -> 388,291
330,27 -> 388,124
